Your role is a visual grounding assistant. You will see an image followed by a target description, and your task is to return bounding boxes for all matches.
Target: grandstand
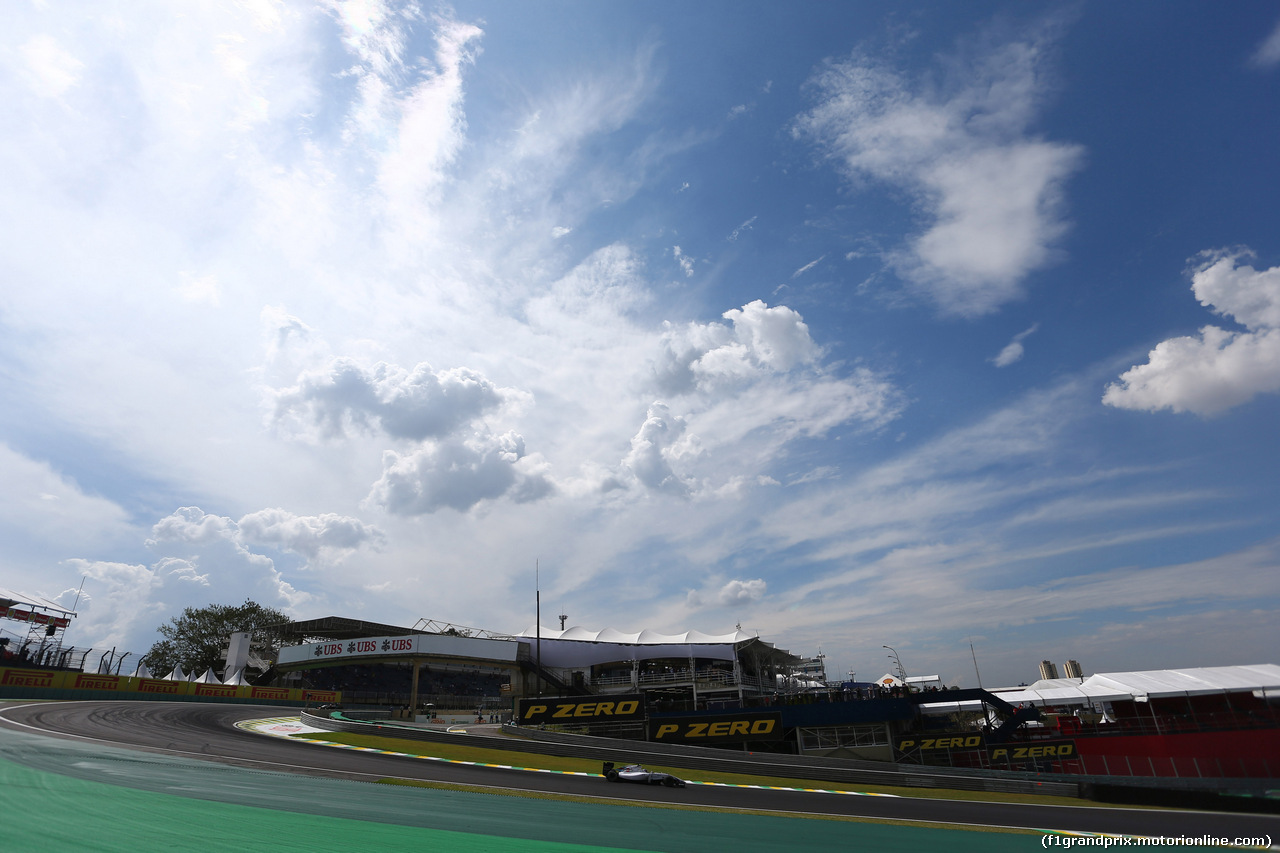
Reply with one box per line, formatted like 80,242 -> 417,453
267,617 -> 800,714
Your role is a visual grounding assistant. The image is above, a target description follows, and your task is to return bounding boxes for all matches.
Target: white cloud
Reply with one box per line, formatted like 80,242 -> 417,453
992,323 -> 1039,367
271,357 -> 513,441
654,300 -> 820,394
718,578 -> 766,606
686,577 -> 767,608
1249,20 -> 1280,69
369,431 -> 553,514
17,34 -> 83,98
157,556 -> 210,586
0,443 -> 134,550
636,300 -> 901,495
727,216 -> 756,241
795,29 -> 1082,316
622,403 -> 694,496
237,508 -> 384,559
673,245 -> 694,277
61,558 -> 167,652
1104,249 -> 1280,415
149,506 -> 239,545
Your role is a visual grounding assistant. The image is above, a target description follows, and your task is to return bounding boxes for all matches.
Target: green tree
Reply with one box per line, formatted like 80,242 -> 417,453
144,599 -> 289,678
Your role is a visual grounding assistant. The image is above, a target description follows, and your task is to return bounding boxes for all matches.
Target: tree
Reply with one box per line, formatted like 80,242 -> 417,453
144,599 -> 289,678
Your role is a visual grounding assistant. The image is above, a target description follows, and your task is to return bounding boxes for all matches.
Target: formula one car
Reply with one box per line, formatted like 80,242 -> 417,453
602,762 -> 686,788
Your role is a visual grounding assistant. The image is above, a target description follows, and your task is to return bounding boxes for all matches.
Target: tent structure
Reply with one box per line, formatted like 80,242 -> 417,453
991,664 -> 1280,708
164,666 -> 188,682
191,667 -> 221,684
222,667 -> 252,686
131,661 -> 153,679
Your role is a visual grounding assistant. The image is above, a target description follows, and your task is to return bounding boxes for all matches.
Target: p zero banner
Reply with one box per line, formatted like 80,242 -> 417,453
987,739 -> 1077,763
894,733 -> 1077,764
649,712 -> 784,744
517,694 -> 644,725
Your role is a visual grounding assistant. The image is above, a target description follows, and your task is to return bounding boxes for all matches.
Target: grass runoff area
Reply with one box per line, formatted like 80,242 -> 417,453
293,727 -> 1087,808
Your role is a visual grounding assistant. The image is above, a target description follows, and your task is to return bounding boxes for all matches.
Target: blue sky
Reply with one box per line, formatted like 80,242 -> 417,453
2,1 -> 1278,688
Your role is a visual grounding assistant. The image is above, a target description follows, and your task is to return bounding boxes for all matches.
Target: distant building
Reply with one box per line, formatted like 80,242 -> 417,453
1063,659 -> 1083,679
792,653 -> 828,685
1039,660 -> 1059,680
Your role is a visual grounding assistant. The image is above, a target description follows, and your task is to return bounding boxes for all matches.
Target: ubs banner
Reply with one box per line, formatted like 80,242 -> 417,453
649,712 -> 784,744
517,694 -> 645,725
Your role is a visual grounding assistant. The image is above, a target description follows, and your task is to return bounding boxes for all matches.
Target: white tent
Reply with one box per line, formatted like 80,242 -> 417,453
992,664 -> 1280,708
131,661 -> 153,679
164,666 -> 188,682
222,667 -> 251,686
192,667 -> 222,684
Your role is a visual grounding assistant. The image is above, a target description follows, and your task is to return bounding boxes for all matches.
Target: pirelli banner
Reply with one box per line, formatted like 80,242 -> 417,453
649,711 -> 784,744
0,666 -> 339,704
517,694 -> 645,725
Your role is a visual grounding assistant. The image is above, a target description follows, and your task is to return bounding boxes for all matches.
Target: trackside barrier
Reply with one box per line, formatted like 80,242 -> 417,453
0,666 -> 339,706
301,711 -> 1079,797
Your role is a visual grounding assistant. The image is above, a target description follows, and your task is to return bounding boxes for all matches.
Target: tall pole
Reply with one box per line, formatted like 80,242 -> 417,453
535,560 -> 541,697
969,639 -> 984,689
883,645 -> 906,682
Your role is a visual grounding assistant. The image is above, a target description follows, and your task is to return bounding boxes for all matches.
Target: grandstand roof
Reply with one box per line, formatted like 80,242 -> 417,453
0,586 -> 76,616
517,625 -> 761,645
261,615 -> 420,641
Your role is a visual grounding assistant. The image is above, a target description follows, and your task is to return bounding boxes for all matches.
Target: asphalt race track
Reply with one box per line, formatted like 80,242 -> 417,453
2,700 -> 1277,844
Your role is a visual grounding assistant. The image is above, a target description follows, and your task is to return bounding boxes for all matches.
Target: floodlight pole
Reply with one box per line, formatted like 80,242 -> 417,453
883,645 -> 906,682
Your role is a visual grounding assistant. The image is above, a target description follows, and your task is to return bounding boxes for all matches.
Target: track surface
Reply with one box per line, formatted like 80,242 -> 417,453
2,700 -> 1276,840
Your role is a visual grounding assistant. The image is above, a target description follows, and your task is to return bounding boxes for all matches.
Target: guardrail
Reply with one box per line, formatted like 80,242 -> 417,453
300,710 -> 1079,797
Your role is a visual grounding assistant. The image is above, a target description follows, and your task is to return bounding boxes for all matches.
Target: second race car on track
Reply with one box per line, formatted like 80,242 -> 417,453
602,762 -> 686,787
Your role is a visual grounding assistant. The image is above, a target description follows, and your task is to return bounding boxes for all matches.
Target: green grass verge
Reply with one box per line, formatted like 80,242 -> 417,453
290,729 -> 1087,807
372,777 -> 1042,836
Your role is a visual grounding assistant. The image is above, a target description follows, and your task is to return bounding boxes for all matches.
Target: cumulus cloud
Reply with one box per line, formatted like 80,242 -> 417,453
155,557 -> 210,586
150,506 -> 239,545
795,27 -> 1082,316
150,505 -> 381,564
654,300 -> 819,394
686,577 -> 767,607
61,558 -> 167,652
369,431 -> 553,514
634,300 -> 902,495
717,578 -> 767,605
1104,249 -> 1280,415
271,357 -> 512,441
992,323 -> 1039,367
237,508 -> 385,559
623,403 -> 695,496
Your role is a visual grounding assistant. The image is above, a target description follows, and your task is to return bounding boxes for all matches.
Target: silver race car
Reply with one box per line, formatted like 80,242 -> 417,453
602,761 -> 686,788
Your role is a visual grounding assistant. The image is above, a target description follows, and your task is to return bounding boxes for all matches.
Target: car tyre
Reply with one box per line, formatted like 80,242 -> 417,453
606,770 -> 619,782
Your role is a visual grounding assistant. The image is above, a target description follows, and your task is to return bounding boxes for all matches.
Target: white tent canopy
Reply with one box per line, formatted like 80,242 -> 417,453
518,625 -> 759,645
992,664 -> 1280,708
164,666 -> 188,682
131,662 -> 153,679
222,668 -> 251,686
192,667 -> 221,684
